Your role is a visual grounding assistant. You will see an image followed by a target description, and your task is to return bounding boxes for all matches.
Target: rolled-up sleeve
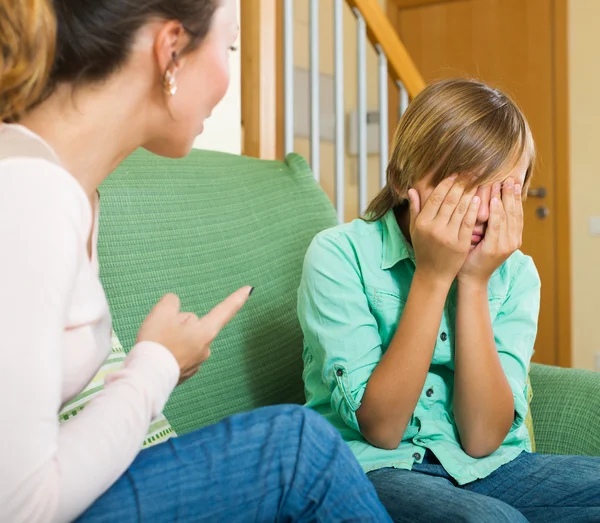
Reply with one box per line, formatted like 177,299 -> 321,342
494,255 -> 541,430
298,231 -> 383,433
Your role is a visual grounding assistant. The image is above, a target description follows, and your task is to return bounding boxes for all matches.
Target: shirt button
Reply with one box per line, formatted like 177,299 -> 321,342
336,369 -> 343,377
426,388 -> 434,397
413,452 -> 422,461
440,332 -> 448,341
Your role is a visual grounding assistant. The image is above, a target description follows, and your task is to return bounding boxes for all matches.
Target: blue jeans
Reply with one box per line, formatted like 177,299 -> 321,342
368,450 -> 600,522
77,405 -> 391,522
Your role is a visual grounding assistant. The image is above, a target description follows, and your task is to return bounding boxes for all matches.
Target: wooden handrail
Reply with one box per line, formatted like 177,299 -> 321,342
391,0 -> 457,8
346,0 -> 425,98
240,0 -> 426,159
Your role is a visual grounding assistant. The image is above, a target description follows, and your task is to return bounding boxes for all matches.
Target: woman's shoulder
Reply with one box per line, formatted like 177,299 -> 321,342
0,123 -> 60,163
0,126 -> 92,235
0,158 -> 90,218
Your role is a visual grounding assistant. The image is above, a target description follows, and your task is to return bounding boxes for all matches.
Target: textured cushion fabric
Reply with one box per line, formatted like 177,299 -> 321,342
59,331 -> 176,448
98,149 -> 337,436
529,363 -> 600,456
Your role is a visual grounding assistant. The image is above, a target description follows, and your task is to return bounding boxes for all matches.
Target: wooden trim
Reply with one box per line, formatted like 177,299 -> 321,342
391,0 -> 460,9
346,0 -> 426,98
240,0 -> 277,159
275,0 -> 285,160
552,0 -> 572,367
386,0 -> 401,139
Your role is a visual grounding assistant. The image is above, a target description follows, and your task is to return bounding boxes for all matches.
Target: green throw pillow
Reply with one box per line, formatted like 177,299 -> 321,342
524,374 -> 536,452
58,330 -> 176,448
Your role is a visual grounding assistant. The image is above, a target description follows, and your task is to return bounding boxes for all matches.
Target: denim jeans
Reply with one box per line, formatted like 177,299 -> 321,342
77,405 -> 391,522
368,450 -> 600,523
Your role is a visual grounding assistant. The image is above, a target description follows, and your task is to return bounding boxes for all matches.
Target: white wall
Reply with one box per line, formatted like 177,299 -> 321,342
193,1 -> 241,155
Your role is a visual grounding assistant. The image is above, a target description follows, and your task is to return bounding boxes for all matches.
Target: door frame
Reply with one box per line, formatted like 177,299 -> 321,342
240,0 -> 280,160
387,0 -> 572,367
553,0 -> 571,367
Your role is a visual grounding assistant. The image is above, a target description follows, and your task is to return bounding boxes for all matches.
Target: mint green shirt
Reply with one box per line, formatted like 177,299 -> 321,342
297,209 -> 540,485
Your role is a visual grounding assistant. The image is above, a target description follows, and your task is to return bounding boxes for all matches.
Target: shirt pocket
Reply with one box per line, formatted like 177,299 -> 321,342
371,289 -> 407,349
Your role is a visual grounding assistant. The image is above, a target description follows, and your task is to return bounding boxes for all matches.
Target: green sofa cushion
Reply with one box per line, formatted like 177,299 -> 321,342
529,363 -> 600,456
98,149 -> 337,435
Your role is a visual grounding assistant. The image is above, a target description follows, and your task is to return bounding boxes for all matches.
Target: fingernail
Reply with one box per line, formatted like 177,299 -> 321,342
472,196 -> 480,204
505,179 -> 514,188
514,184 -> 522,194
493,182 -> 501,191
249,287 -> 255,296
449,174 -> 458,180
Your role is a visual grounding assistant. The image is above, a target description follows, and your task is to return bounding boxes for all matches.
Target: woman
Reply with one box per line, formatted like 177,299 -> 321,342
0,1 -> 391,521
298,79 -> 600,522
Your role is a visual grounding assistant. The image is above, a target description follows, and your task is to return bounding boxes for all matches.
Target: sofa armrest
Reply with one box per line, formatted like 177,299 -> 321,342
529,363 -> 600,456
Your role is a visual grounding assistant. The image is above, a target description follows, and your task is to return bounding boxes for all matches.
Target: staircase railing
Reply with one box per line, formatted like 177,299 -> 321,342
242,0 -> 426,222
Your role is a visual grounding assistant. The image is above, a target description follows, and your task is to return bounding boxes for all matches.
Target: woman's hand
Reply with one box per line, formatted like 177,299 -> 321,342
137,287 -> 253,384
459,178 -> 523,285
409,176 -> 481,287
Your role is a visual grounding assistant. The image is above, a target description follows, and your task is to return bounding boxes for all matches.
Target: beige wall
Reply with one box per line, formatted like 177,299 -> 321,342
293,0 -> 385,221
569,0 -> 600,371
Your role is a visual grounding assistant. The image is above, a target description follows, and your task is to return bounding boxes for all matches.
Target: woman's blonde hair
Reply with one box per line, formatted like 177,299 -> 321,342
0,0 -> 57,122
365,78 -> 536,221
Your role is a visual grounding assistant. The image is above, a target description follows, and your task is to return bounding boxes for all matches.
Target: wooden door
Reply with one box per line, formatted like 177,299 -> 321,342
387,0 -> 571,366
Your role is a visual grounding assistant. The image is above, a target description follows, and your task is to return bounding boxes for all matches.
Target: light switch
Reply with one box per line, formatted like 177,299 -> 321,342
589,217 -> 600,236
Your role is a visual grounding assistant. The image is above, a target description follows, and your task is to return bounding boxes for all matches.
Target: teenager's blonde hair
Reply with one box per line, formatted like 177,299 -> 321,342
366,79 -> 536,221
0,0 -> 56,122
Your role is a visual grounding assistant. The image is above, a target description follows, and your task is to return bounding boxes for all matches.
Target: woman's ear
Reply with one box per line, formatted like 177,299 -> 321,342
154,21 -> 188,76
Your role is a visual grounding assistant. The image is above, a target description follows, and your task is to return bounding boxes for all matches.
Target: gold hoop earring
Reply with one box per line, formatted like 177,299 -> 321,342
163,69 -> 178,96
163,52 -> 180,96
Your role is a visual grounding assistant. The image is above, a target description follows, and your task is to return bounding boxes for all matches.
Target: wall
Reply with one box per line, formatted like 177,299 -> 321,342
293,0 -> 386,221
193,1 -> 241,154
568,0 -> 600,371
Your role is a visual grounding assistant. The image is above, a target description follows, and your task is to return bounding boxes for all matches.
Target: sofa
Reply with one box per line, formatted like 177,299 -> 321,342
98,148 -> 600,457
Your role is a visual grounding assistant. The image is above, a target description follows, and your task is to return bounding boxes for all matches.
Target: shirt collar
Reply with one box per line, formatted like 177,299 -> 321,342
381,208 -> 415,270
